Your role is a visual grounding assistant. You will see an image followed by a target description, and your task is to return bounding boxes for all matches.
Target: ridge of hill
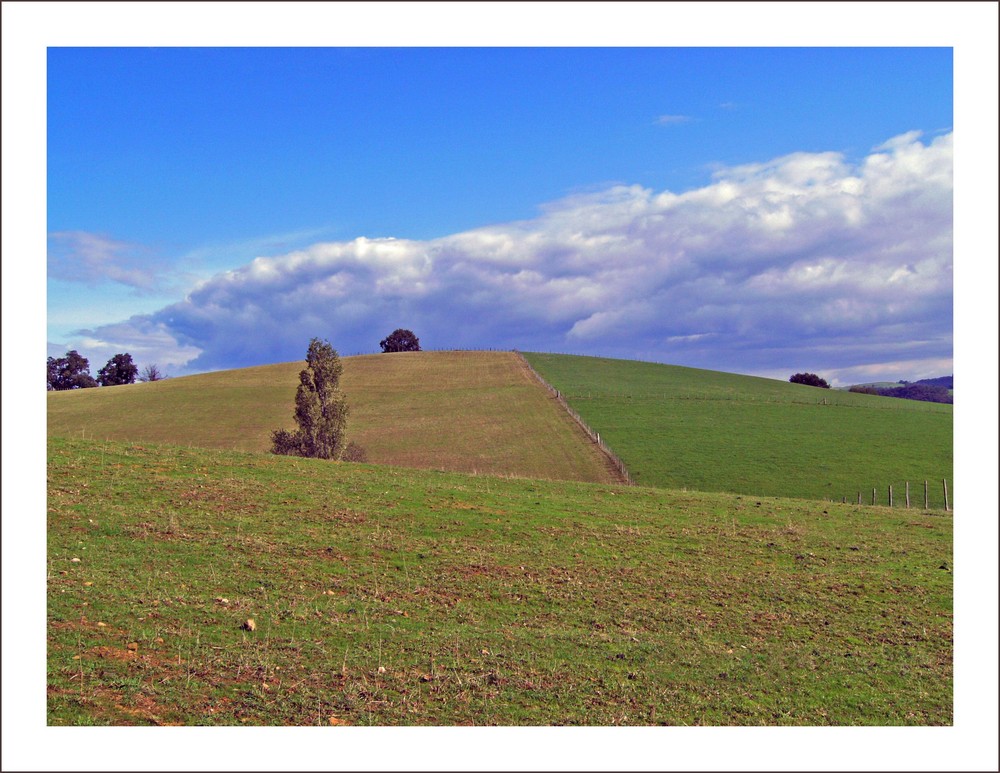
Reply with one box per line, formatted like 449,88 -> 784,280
912,376 -> 953,389
48,349 -> 953,506
47,351 -> 617,485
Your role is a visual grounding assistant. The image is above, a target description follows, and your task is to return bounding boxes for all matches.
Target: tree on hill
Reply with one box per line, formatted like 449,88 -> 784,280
97,353 -> 139,386
47,350 -> 98,391
139,364 -> 167,382
789,372 -> 830,389
380,328 -> 421,353
271,338 -> 349,459
877,383 -> 952,404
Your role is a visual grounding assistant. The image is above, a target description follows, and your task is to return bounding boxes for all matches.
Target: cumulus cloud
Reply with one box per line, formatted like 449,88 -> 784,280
85,131 -> 952,382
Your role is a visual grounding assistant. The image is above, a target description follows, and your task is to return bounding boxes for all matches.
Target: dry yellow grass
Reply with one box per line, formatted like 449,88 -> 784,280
47,350 -> 616,484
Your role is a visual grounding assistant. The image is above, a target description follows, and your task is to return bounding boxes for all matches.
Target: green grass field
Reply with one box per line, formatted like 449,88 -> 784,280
47,437 -> 952,726
47,351 -> 616,485
523,353 -> 954,507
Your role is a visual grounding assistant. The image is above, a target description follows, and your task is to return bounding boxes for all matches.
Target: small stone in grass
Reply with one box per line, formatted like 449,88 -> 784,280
242,618 -> 256,632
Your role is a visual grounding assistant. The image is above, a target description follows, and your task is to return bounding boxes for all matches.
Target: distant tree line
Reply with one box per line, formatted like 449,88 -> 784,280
849,382 -> 953,404
47,350 -> 166,390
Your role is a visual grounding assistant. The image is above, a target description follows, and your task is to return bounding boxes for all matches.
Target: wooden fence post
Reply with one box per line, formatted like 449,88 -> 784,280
857,492 -> 861,505
888,484 -> 893,508
924,480 -> 929,510
943,479 -> 949,512
905,481 -> 910,509
872,488 -> 877,506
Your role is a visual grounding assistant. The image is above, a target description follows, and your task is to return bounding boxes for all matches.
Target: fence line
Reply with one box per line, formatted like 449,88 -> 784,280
841,479 -> 951,512
513,351 -> 634,486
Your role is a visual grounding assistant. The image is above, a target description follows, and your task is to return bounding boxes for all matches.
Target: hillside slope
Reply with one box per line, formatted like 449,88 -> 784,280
523,353 -> 953,507
47,437 -> 953,726
47,351 -> 617,484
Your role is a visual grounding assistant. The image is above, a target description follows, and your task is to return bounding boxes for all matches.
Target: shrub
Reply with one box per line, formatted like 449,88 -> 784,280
269,428 -> 303,456
789,372 -> 830,388
342,441 -> 369,463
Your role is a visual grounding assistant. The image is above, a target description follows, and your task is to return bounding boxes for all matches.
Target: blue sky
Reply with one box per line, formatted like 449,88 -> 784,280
43,43 -> 961,384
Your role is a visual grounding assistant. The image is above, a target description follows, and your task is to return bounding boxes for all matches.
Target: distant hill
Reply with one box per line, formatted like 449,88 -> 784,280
524,353 -> 953,505
845,376 -> 952,392
912,375 -> 953,390
847,375 -> 953,404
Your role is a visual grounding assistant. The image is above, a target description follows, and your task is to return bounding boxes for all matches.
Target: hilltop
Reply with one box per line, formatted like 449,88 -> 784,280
47,351 -> 617,485
48,349 -> 952,507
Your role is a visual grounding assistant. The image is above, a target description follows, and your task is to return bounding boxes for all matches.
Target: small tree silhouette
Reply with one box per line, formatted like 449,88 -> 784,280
97,353 -> 139,386
379,329 -> 421,353
47,350 -> 98,390
139,364 -> 166,382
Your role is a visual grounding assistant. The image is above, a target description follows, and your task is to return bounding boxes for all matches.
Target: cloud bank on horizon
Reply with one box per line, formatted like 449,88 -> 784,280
62,130 -> 952,386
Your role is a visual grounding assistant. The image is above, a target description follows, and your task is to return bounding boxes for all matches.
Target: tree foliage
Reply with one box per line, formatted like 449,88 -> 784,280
379,328 -> 421,353
97,353 -> 139,386
47,350 -> 98,391
271,338 -> 349,459
789,372 -> 830,389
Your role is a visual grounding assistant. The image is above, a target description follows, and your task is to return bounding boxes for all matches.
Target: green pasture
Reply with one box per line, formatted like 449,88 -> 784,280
47,437 -> 952,726
523,353 -> 953,506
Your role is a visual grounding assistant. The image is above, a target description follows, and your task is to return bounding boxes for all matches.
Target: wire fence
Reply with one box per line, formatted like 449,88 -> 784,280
513,351 -> 634,486
836,479 -> 952,512
348,349 -> 950,507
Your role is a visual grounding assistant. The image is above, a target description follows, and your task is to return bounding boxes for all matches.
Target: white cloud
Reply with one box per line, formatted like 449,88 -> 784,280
654,114 -> 692,125
81,131 -> 953,380
48,231 -> 167,290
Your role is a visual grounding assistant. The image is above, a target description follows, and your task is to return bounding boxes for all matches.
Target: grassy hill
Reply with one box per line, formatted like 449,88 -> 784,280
47,351 -> 617,485
47,437 -> 952,726
522,353 -> 953,507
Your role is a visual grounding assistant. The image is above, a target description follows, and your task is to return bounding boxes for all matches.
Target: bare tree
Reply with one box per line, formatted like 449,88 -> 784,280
139,364 -> 166,382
